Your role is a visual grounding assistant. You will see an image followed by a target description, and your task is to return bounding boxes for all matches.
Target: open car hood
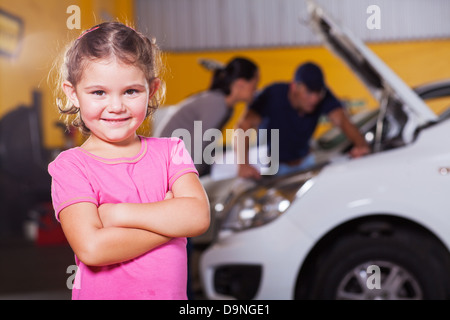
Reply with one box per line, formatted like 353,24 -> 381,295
306,0 -> 438,125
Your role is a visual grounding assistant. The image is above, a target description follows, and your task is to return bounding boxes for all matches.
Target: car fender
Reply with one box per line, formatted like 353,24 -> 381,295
285,121 -> 450,258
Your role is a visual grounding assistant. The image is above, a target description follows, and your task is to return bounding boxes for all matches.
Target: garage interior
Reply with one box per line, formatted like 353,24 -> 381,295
1,0 -> 450,300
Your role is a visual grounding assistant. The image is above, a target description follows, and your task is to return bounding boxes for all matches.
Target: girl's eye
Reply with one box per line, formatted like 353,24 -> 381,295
125,89 -> 138,95
92,90 -> 105,96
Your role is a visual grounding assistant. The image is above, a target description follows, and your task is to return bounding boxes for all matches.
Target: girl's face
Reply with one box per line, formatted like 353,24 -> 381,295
64,58 -> 158,145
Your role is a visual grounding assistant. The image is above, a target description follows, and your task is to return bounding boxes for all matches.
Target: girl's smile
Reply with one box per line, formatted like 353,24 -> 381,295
100,117 -> 132,125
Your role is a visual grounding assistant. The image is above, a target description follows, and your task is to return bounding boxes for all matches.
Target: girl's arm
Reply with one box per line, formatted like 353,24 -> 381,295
59,202 -> 171,267
99,173 -> 211,238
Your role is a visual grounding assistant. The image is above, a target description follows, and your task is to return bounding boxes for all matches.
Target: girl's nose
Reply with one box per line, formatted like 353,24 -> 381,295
107,96 -> 126,112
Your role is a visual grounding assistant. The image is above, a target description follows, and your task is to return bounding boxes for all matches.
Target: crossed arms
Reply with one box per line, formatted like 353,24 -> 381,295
59,173 -> 210,267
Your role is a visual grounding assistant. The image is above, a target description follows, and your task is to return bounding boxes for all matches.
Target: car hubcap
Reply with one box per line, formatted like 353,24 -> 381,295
336,260 -> 423,300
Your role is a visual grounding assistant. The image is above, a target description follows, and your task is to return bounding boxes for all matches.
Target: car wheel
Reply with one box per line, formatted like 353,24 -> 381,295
335,259 -> 422,299
305,228 -> 449,300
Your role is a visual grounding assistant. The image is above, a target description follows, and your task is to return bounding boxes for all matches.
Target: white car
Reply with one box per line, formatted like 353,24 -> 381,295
199,2 -> 450,300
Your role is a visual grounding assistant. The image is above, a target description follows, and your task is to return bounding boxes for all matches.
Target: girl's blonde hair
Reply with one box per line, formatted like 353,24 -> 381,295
55,21 -> 166,135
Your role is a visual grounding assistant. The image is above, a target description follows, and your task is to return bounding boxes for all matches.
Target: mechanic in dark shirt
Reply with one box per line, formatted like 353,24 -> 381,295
236,62 -> 370,178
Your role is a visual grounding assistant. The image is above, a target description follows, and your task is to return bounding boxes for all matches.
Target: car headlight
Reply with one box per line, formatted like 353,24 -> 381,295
220,170 -> 319,232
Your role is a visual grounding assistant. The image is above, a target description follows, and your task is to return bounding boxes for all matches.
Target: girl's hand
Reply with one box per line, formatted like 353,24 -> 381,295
99,191 -> 174,228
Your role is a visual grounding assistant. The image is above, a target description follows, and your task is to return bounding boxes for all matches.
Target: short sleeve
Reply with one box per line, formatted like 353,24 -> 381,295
167,137 -> 199,190
321,88 -> 343,115
48,153 -> 98,221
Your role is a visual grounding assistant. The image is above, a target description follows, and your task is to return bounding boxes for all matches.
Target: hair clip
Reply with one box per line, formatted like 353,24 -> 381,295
77,26 -> 100,40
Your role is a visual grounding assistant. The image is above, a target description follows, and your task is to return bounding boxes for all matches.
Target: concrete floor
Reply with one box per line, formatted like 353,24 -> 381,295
0,237 -> 206,300
0,237 -> 73,300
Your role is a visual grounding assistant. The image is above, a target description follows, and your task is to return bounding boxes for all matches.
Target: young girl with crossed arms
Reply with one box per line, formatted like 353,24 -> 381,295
48,22 -> 210,300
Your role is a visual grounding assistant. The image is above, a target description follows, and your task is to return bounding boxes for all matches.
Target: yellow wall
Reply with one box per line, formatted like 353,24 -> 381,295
1,0 -> 449,150
162,40 -> 450,139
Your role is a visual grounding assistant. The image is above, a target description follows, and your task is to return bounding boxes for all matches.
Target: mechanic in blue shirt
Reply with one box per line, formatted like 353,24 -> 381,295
237,62 -> 370,178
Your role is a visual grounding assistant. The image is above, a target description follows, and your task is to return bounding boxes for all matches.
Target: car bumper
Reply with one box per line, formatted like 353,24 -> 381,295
199,216 -> 313,300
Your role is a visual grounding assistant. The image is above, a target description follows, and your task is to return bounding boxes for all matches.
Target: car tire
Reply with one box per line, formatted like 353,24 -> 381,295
305,227 -> 449,300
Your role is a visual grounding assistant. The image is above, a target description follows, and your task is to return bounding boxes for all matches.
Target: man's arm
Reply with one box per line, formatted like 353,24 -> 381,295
235,109 -> 263,179
328,108 -> 371,158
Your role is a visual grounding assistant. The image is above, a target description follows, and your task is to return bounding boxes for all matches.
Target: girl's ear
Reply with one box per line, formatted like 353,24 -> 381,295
62,81 -> 80,108
148,78 -> 161,100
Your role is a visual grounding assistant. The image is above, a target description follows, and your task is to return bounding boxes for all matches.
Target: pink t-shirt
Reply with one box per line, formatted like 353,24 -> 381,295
48,136 -> 198,300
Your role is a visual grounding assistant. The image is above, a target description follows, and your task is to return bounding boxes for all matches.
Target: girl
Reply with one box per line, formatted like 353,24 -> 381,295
154,57 -> 259,177
48,22 -> 210,300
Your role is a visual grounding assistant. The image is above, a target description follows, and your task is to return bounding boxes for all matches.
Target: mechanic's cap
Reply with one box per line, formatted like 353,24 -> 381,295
294,62 -> 325,92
